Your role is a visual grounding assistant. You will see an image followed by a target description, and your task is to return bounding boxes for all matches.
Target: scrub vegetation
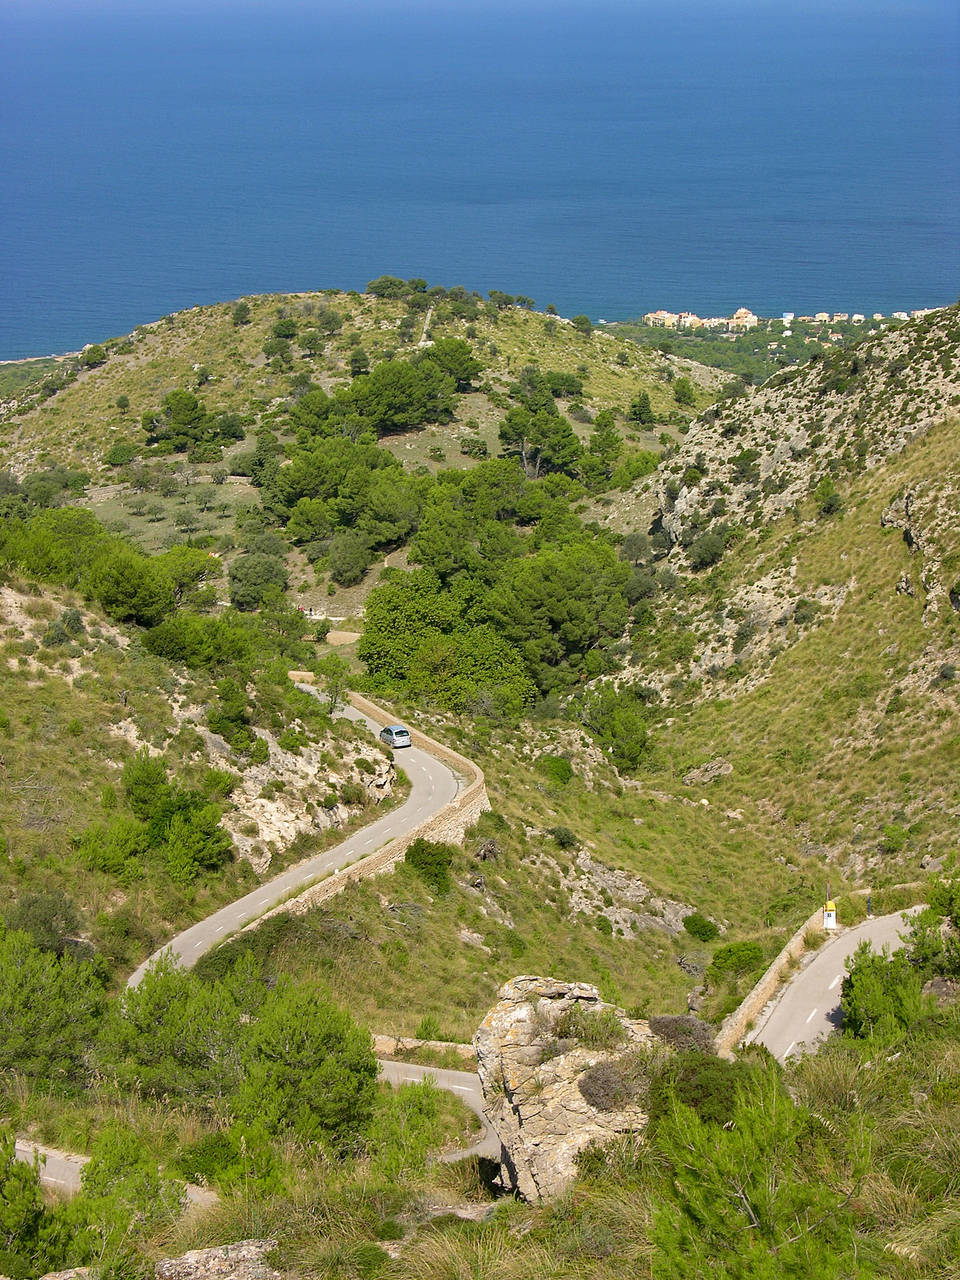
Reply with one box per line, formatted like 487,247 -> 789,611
1,288 -> 959,1276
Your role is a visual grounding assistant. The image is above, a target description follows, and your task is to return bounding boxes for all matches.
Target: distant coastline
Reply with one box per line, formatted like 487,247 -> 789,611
0,298 -> 950,368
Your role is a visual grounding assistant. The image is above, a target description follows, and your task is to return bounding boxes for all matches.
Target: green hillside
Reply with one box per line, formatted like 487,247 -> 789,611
1,288 -> 958,1279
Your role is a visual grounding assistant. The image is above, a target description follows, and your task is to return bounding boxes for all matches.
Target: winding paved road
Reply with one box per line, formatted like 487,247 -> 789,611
129,701 -> 461,986
112,695 -> 499,1183
16,697 -> 493,1194
747,909 -> 921,1062
13,1140 -> 216,1206
377,1060 -> 500,1161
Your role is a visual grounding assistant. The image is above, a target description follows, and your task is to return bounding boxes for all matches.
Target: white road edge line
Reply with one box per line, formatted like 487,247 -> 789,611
828,975 -> 841,990
781,1041 -> 795,1061
805,1008 -> 818,1023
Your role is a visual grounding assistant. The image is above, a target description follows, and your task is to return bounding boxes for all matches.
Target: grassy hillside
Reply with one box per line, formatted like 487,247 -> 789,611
0,287 -> 718,471
0,575 -> 407,980
0,286 -> 718,620
2,289 -> 959,1279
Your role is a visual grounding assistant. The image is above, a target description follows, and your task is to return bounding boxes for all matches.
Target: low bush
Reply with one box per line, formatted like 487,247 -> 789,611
682,912 -> 719,942
709,940 -> 764,977
537,754 -> 574,786
647,1051 -> 761,1128
648,1015 -> 715,1053
104,442 -> 139,467
555,1003 -> 626,1050
404,837 -> 456,894
578,1054 -> 644,1111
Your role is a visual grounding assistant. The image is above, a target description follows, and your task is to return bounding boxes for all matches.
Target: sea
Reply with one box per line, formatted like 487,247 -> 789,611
1,0 -> 958,359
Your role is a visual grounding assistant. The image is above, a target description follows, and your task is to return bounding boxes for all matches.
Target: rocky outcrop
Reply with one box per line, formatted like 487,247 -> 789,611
39,1244 -> 281,1280
474,976 -> 662,1201
682,757 -> 733,786
654,305 -> 960,556
154,1241 -> 281,1280
880,480 -> 960,625
527,846 -> 695,936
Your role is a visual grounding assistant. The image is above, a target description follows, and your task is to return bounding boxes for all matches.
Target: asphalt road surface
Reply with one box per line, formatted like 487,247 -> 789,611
119,698 -> 494,1168
128,701 -> 461,986
378,1059 -> 500,1160
14,1140 -> 216,1206
747,909 -> 921,1062
15,1140 -> 88,1196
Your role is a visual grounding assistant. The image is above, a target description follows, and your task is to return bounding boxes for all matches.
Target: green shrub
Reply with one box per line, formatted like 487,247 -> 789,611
104,442 -> 139,467
459,435 -> 488,459
814,475 -> 843,517
682,912 -> 719,942
688,532 -> 724,570
338,781 -> 366,806
841,942 -> 931,1038
879,822 -> 909,854
537,754 -> 574,786
41,620 -> 71,647
549,825 -> 579,850
647,1051 -> 760,1128
709,940 -> 764,977
555,1003 -> 626,1050
793,597 -> 819,625
404,837 -> 456,894
414,1015 -> 442,1041
175,1129 -> 239,1184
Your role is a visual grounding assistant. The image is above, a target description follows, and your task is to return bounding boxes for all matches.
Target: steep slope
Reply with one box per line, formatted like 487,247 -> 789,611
653,303 -> 960,548
0,579 -> 400,977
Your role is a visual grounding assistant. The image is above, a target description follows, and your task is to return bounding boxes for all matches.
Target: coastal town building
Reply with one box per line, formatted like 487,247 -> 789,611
643,306 -> 757,332
633,305 -> 934,334
729,307 -> 759,331
642,309 -> 679,327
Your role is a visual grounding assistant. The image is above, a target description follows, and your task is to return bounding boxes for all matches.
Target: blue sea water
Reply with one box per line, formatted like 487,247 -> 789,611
1,0 -> 958,358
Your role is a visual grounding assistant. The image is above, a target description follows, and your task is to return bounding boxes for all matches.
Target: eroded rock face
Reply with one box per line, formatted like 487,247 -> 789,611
474,976 -> 660,1201
154,1241 -> 281,1280
40,1247 -> 282,1280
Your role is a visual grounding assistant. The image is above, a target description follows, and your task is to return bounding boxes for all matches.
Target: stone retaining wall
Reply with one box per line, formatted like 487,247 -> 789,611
714,882 -> 923,1058
714,906 -> 824,1058
253,690 -> 489,924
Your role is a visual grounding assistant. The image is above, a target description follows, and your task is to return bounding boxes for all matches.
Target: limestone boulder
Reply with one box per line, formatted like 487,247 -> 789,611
154,1241 -> 281,1280
474,976 -> 661,1201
